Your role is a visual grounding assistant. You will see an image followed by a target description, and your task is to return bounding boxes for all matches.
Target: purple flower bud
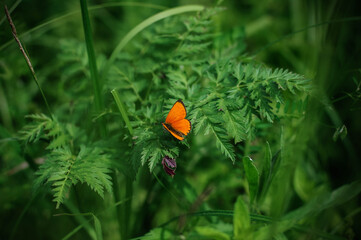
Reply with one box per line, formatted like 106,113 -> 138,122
162,156 -> 176,177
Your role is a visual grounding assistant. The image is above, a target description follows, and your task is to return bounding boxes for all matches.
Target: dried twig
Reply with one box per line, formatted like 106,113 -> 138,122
4,5 -> 52,115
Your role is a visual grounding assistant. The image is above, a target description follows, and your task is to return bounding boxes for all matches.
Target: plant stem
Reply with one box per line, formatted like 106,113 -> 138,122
0,79 -> 13,131
63,201 -> 97,240
111,171 -> 124,240
244,138 -> 251,156
4,5 -> 52,116
111,89 -> 134,136
79,0 -> 106,137
320,92 -> 359,166
122,177 -> 133,239
158,210 -> 346,240
111,89 -> 135,239
9,193 -> 37,240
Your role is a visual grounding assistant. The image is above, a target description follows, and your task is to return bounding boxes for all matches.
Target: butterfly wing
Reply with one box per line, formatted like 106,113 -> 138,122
171,119 -> 191,136
163,100 -> 191,141
165,100 -> 187,124
162,123 -> 185,140
162,119 -> 191,141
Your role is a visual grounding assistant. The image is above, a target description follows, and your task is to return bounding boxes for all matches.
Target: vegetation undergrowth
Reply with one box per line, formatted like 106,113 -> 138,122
1,1 -> 360,239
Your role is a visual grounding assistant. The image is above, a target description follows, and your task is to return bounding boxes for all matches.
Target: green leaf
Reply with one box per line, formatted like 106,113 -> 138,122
46,134 -> 68,150
322,180 -> 361,209
293,160 -> 328,202
192,104 -> 236,162
135,228 -> 173,240
92,214 -> 103,240
257,142 -> 272,203
18,114 -> 51,143
80,0 -> 103,115
148,148 -> 163,171
212,125 -> 235,162
332,124 -> 347,141
243,157 -> 259,203
19,113 -> 68,150
233,196 -> 250,238
196,226 -> 231,240
35,146 -> 112,209
274,234 -> 288,240
254,180 -> 361,239
218,98 -> 247,144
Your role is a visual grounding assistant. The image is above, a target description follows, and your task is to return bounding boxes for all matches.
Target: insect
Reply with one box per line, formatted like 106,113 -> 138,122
162,100 -> 191,141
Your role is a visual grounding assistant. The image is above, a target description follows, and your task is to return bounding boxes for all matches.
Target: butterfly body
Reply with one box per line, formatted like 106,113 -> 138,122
162,100 -> 191,141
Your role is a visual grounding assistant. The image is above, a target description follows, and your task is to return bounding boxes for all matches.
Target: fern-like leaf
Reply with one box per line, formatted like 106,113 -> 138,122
18,114 -> 52,143
34,146 -> 112,208
19,114 -> 68,149
192,103 -> 236,162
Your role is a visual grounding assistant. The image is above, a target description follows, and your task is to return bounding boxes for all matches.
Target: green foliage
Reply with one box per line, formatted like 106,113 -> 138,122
19,114 -> 68,149
242,157 -> 259,204
93,214 -> 103,240
251,180 -> 361,239
34,145 -> 112,208
104,7 -> 311,170
195,226 -> 231,240
333,124 -> 347,141
257,142 -> 274,205
18,112 -> 112,208
233,196 -> 251,239
10,0 -> 313,220
1,1 -> 360,240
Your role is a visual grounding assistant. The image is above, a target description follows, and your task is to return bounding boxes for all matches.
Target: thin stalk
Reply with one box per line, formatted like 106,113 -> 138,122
111,89 -> 134,239
243,138 -> 251,156
0,2 -> 167,52
4,5 -> 52,116
79,0 -> 106,137
80,2 -> 117,239
111,89 -> 134,136
60,194 -> 131,240
253,16 -> 361,56
10,193 -> 37,240
0,78 -> 13,134
57,212 -> 102,240
122,176 -> 133,239
156,210 -> 346,240
111,171 -> 123,240
62,225 -> 85,240
0,0 -> 21,25
320,92 -> 359,166
153,173 -> 181,205
63,201 -> 97,240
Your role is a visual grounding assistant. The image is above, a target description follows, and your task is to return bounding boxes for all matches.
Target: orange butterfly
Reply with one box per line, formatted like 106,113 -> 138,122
162,100 -> 191,141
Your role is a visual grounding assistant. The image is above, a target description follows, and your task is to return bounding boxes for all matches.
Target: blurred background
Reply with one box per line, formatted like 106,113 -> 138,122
1,0 -> 360,239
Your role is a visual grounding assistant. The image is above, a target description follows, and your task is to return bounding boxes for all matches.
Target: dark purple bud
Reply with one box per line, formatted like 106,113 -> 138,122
162,156 -> 177,177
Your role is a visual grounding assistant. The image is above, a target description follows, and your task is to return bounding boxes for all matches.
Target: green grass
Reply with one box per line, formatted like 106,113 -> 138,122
0,0 -> 361,239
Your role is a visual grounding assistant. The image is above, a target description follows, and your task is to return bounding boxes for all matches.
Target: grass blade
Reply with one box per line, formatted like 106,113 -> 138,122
102,5 -> 205,78
111,89 -> 134,136
242,156 -> 259,204
79,0 -> 103,117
